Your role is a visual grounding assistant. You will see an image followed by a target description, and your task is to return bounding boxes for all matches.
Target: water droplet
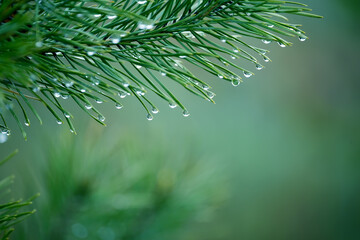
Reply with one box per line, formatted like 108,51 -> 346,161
243,71 -> 253,78
207,91 -> 215,99
151,107 -> 159,114
25,121 -> 30,126
118,92 -> 127,98
87,51 -> 95,56
231,56 -> 237,60
263,56 -> 270,63
56,120 -> 63,125
146,114 -> 153,121
65,81 -> 74,88
93,14 -> 101,18
138,22 -> 154,30
98,115 -> 105,122
61,94 -> 69,99
220,39 -> 226,43
115,103 -> 123,109
278,42 -> 286,48
80,89 -> 86,93
35,41 -> 43,48
255,63 -> 264,70
268,24 -> 274,28
0,132 -> 8,143
137,0 -> 147,4
182,110 -> 190,117
233,49 -> 239,53
202,84 -> 210,90
299,36 -> 307,42
96,99 -> 103,104
262,39 -> 271,44
32,86 -> 40,92
136,90 -> 144,96
218,75 -> 224,79
135,65 -> 142,69
64,112 -> 70,118
111,37 -> 120,44
107,15 -> 117,20
179,55 -> 187,59
161,72 -> 167,76
85,104 -> 92,109
123,82 -> 130,87
169,102 -> 177,109
76,13 -> 84,18
54,92 -> 61,98
231,78 -> 241,87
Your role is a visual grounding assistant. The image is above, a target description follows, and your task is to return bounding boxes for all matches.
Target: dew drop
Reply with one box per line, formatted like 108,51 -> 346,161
107,15 -> 117,20
80,89 -> 86,93
98,115 -> 105,122
243,71 -> 253,78
179,55 -> 187,59
220,39 -> 226,43
182,110 -> 190,117
54,92 -> 61,98
231,56 -> 237,60
218,75 -> 224,79
87,51 -> 95,56
64,113 -> 71,118
137,0 -> 147,4
207,91 -> 215,99
62,94 -> 69,99
151,107 -> 159,114
136,90 -> 144,96
262,39 -> 271,44
85,104 -> 92,109
161,72 -> 167,76
115,103 -> 123,109
268,24 -> 274,28
123,82 -> 130,87
35,41 -> 43,48
146,114 -> 153,121
65,81 -> 74,88
96,99 -> 103,104
232,78 -> 241,87
299,36 -> 307,42
0,132 -> 8,144
25,121 -> 30,127
111,37 -> 120,44
255,63 -> 264,70
263,56 -> 270,63
169,102 -> 177,109
93,14 -> 101,18
118,92 -> 127,98
56,120 -> 63,125
233,49 -> 239,53
278,42 -> 286,48
135,65 -> 142,69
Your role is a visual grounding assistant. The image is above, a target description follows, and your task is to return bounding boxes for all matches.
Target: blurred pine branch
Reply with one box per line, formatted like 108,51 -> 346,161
0,150 -> 37,240
0,0 -> 321,138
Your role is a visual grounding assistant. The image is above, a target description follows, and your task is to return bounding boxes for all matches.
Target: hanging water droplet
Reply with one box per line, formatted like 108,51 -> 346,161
137,0 -> 147,4
151,107 -> 159,114
161,72 -> 167,76
233,49 -> 239,53
64,112 -> 70,118
179,55 -> 187,59
80,89 -> 86,93
35,41 -> 43,48
146,114 -> 153,121
202,84 -> 209,90
93,14 -> 101,18
65,81 -> 74,88
0,132 -> 8,144
262,39 -> 271,44
243,71 -> 253,78
56,120 -> 63,125
135,65 -> 142,69
220,38 -> 227,43
118,92 -> 127,98
123,83 -> 130,87
278,42 -> 286,48
96,99 -> 103,104
207,91 -> 215,99
263,56 -> 270,63
231,78 -> 241,87
98,115 -> 105,122
70,129 -> 75,133
218,75 -> 224,79
54,92 -> 61,98
107,15 -> 117,20
111,37 -> 121,44
169,102 -> 177,109
85,104 -> 92,110
182,110 -> 190,117
61,94 -> 69,100
299,36 -> 307,42
87,51 -> 95,56
231,55 -> 237,60
268,24 -> 274,28
115,103 -> 123,109
255,63 -> 264,70
25,121 -> 30,126
136,90 -> 144,96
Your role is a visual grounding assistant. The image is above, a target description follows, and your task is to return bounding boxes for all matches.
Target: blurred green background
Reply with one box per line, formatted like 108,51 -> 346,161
1,0 -> 359,239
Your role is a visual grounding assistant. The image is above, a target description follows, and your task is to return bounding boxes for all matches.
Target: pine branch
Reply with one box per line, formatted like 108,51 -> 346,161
0,0 -> 321,137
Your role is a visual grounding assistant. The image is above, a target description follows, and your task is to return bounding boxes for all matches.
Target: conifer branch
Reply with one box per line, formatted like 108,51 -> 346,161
0,0 -> 321,137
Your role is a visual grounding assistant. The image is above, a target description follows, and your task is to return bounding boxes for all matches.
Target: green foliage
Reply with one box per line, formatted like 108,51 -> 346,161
0,0 -> 321,137
0,150 -> 37,240
19,127 -> 227,240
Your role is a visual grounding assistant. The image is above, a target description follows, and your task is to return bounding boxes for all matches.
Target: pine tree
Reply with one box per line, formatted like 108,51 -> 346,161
0,0 -> 320,139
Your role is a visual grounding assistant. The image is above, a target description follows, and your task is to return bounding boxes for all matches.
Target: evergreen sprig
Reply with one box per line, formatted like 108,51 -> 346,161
0,0 -> 321,138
